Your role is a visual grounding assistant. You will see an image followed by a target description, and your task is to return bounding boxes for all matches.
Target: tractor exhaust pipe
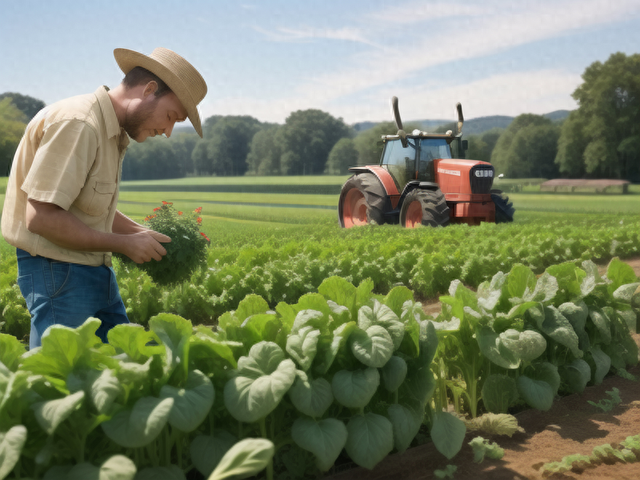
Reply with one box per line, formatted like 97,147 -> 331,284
456,103 -> 464,135
390,96 -> 408,147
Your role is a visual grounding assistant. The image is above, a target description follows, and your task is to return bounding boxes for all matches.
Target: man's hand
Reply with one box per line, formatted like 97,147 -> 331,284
121,230 -> 170,264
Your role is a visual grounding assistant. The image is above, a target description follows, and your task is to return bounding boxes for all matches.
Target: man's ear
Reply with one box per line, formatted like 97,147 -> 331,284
142,81 -> 158,97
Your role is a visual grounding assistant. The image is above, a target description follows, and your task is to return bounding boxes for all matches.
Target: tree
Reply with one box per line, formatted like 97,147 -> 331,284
0,98 -> 27,176
246,126 -> 282,175
490,114 -> 559,178
325,138 -> 358,174
122,137 -> 185,180
191,116 -> 262,176
555,52 -> 640,181
277,110 -> 352,175
0,92 -> 45,120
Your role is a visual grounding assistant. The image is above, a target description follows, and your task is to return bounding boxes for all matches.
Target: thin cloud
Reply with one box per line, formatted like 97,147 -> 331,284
252,25 -> 384,48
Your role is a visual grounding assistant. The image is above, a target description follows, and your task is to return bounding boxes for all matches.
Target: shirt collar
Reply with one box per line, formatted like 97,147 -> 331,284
95,85 -> 122,140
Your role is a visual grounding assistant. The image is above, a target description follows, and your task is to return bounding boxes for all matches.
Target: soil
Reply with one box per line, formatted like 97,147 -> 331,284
323,257 -> 640,480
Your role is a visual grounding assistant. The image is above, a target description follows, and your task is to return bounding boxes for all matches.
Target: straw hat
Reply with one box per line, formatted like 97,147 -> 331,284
114,47 -> 207,137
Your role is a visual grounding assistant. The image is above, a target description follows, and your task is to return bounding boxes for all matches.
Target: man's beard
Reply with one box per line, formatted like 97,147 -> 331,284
123,99 -> 158,141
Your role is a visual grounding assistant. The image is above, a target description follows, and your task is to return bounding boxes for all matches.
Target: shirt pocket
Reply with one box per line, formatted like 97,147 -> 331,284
76,180 -> 117,216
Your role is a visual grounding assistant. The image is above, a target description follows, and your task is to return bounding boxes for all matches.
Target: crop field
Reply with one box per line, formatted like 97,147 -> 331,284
1,175 -> 639,480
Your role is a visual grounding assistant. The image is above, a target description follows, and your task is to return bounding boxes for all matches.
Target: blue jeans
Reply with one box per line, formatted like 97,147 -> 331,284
16,248 -> 129,349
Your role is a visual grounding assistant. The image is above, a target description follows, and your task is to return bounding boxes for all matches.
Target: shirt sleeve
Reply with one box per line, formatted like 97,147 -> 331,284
21,119 -> 99,210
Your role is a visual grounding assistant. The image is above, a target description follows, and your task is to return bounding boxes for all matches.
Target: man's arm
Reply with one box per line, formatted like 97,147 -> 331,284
26,200 -> 170,263
112,210 -> 169,243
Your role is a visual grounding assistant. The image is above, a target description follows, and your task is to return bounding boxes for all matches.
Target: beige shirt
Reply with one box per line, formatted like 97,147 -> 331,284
1,86 -> 129,266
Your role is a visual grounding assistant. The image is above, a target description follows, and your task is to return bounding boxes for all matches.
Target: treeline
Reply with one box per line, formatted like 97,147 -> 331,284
1,52 -> 639,182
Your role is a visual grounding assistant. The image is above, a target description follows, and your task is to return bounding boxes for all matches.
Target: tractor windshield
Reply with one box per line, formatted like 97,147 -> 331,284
418,138 -> 451,182
381,138 -> 417,190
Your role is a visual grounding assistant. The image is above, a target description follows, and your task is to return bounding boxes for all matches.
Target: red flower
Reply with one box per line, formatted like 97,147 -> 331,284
195,207 -> 202,214
178,211 -> 183,215
153,207 -> 161,212
162,201 -> 173,205
200,232 -> 210,242
196,217 -> 202,224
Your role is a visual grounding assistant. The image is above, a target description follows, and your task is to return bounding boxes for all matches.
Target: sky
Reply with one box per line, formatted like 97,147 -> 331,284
1,0 -> 640,128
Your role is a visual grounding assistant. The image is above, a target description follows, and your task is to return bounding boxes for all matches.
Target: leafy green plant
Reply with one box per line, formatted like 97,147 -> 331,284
468,436 -> 504,463
434,464 -> 457,479
587,387 -> 622,412
131,202 -> 209,286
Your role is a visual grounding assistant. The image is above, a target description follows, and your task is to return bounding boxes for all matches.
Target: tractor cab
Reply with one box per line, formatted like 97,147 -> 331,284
380,135 -> 453,190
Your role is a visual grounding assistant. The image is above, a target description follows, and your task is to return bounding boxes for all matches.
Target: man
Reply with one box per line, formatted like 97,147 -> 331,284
1,47 -> 208,348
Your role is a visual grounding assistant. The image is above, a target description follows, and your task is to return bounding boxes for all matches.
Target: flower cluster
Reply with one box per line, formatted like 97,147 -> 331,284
138,202 -> 210,285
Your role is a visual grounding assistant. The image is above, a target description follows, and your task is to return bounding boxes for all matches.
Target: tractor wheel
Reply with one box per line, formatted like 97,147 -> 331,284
338,173 -> 388,228
491,189 -> 515,223
400,188 -> 450,228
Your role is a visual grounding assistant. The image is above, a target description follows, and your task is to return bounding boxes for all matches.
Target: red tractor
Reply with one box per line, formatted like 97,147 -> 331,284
338,97 -> 514,228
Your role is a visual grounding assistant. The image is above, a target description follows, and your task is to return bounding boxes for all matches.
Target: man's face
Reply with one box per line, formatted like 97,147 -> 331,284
123,89 -> 188,142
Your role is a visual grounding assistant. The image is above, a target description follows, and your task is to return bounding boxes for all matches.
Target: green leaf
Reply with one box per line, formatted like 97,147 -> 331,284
381,356 -> 408,392
0,334 -> 26,372
160,369 -> 214,432
559,358 -> 591,393
318,277 -> 357,318
558,301 -> 590,351
190,431 -> 237,477
384,286 -> 414,318
43,455 -> 137,480
464,413 -> 524,437
545,262 -> 586,303
399,364 -> 436,407
417,321 -> 439,367
148,313 -> 193,378
516,362 -> 560,411
505,264 -> 537,299
477,271 -> 507,312
291,309 -> 326,335
528,305 -> 582,358
331,367 -> 379,409
288,371 -> 333,418
313,321 -> 357,375
223,342 -> 296,423
350,325 -> 394,368
32,390 -> 85,435
499,329 -> 547,362
90,369 -> 122,415
613,283 -> 640,304
135,465 -> 185,480
606,258 -> 638,293
101,397 -> 174,448
476,327 -> 520,369
387,400 -> 423,453
430,411 -> 466,460
587,346 -> 611,385
469,436 -> 504,463
107,324 -> 162,363
0,425 -> 27,480
345,413 -> 394,469
588,308 -> 612,345
481,374 -> 519,414
398,302 -> 421,358
209,438 -> 274,480
235,294 -> 270,322
291,417 -> 347,471
358,300 -> 405,351
286,326 -> 321,371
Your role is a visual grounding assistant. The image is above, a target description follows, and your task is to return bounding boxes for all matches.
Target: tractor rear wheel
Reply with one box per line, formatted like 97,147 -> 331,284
400,188 -> 450,228
338,173 -> 388,227
490,189 -> 515,223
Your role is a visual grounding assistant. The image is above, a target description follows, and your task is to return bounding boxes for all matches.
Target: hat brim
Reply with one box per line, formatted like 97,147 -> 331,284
114,48 -> 203,137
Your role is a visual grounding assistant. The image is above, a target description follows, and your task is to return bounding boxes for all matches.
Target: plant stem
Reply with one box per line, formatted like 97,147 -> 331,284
259,417 -> 274,480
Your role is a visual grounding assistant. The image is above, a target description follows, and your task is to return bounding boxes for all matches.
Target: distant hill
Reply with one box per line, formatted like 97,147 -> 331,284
352,110 -> 572,136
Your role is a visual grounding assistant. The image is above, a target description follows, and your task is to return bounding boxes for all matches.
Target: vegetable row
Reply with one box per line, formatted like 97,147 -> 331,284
1,257 -> 638,479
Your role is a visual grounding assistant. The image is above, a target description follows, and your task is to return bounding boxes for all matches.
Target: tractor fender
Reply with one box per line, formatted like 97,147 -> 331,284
348,166 -> 401,208
397,181 -> 442,211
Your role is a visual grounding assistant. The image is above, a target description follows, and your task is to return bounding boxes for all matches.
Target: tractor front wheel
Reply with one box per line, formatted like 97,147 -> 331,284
338,173 -> 388,228
490,189 -> 515,223
400,189 -> 450,228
